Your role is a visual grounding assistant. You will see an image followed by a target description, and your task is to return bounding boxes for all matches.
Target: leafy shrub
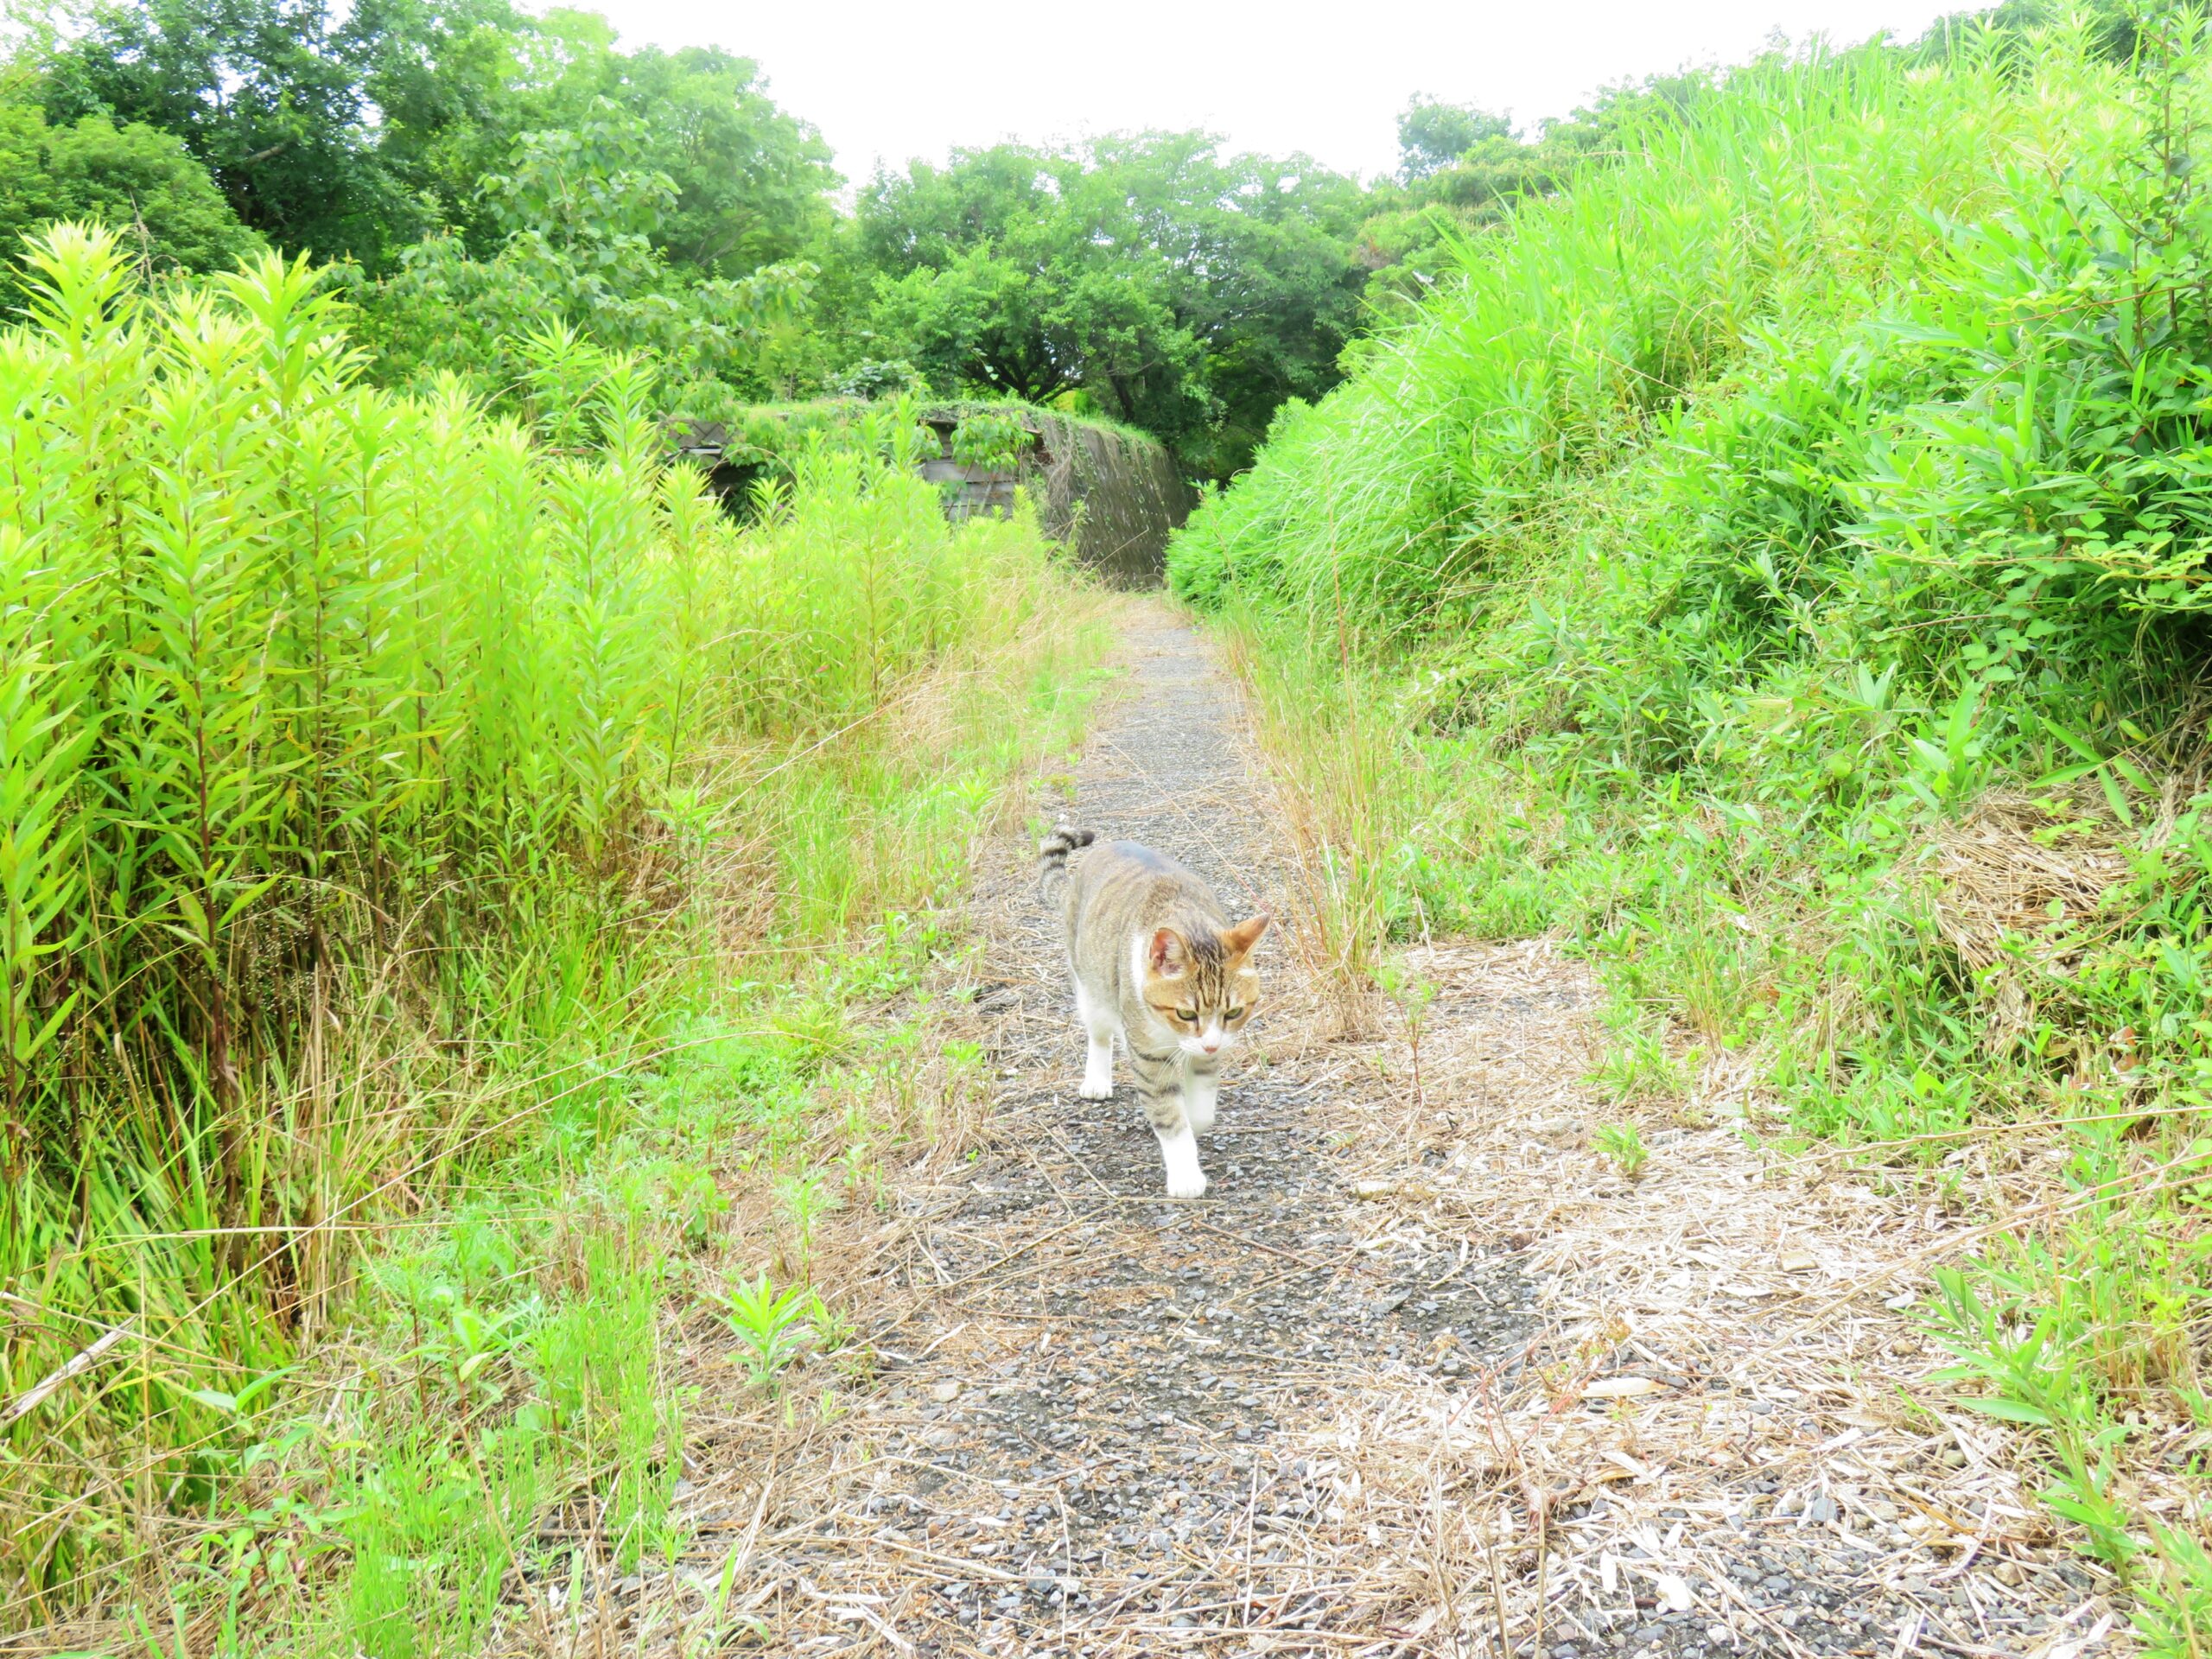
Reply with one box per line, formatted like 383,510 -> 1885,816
0,107 -> 262,304
834,357 -> 928,399
1592,1123 -> 1649,1179
713,1270 -> 825,1390
948,407 -> 1032,471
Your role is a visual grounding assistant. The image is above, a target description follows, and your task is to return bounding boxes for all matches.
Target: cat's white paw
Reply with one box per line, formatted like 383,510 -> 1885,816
1080,1036 -> 1113,1100
1155,1126 -> 1207,1199
1163,1166 -> 1209,1200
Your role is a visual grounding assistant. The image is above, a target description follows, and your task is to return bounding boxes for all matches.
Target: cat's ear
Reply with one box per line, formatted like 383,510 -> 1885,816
1148,927 -> 1189,975
1222,914 -> 1271,957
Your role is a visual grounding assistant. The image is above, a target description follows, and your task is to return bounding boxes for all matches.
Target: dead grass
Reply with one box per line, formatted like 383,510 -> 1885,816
1925,723 -> 2211,1048
1279,939 -> 2131,1656
54,601 -> 2145,1659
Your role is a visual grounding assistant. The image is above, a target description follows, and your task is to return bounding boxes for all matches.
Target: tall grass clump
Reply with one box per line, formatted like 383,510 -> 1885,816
1174,9 -> 2212,1647
0,223 -> 1091,1616
1173,23 -> 2087,630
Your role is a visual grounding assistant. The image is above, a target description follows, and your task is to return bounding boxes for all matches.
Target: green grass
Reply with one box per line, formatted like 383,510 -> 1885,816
0,220 -> 1110,1638
1174,10 -> 2212,1651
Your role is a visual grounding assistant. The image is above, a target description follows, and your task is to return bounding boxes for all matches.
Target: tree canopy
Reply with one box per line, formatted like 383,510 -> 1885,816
0,105 -> 263,302
10,0 -> 2028,477
858,135 -> 1370,474
44,0 -> 406,266
1395,96 -> 1515,181
41,0 -> 836,276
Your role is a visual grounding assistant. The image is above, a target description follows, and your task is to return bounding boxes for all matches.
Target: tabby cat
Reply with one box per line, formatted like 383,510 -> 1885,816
1039,827 -> 1269,1198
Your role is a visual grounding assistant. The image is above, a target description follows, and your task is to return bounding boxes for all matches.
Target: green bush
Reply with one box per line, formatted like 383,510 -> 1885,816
0,105 -> 261,306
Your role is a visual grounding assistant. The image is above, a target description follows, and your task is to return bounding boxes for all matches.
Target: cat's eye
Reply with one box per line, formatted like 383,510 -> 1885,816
1227,1006 -> 1246,1020
1175,1007 -> 1197,1022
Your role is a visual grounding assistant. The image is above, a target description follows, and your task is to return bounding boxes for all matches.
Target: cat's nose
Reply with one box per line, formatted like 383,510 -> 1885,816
1201,1038 -> 1220,1053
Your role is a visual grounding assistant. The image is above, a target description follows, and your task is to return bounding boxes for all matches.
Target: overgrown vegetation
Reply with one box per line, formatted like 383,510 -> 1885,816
6,0 -> 1376,475
1173,8 -> 2212,1649
0,224 -> 1104,1638
26,0 -> 2212,1642
31,0 -> 2075,480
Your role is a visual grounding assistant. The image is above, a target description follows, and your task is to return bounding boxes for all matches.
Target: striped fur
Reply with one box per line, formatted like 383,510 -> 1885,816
1042,833 -> 1268,1198
1036,823 -> 1096,905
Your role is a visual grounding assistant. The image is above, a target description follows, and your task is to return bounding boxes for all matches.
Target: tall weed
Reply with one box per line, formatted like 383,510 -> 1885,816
0,224 -> 1096,1614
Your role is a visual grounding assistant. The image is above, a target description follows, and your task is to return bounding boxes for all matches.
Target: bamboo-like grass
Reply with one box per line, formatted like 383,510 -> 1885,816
0,225 -> 1084,1607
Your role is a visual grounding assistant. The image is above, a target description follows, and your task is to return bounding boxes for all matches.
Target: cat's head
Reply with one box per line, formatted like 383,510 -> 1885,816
1142,915 -> 1270,1058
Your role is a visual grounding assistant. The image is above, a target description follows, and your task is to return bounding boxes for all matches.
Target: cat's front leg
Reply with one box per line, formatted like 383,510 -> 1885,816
1154,1123 -> 1205,1198
1183,1056 -> 1218,1135
1133,1046 -> 1206,1198
1081,1032 -> 1114,1099
1075,983 -> 1115,1100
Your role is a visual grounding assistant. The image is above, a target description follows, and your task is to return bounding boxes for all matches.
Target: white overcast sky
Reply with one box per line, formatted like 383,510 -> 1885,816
595,0 -> 1967,184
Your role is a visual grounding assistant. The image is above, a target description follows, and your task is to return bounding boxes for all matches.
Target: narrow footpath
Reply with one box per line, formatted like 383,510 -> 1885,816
652,604 -> 2122,1659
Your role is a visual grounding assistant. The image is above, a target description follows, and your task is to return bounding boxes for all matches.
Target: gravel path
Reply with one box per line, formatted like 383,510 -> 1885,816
691,606 -> 1533,1649
657,604 -> 2123,1658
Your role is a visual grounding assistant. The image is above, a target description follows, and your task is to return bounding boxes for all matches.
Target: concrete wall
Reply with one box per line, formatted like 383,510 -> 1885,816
920,412 -> 1195,588
663,409 -> 1196,589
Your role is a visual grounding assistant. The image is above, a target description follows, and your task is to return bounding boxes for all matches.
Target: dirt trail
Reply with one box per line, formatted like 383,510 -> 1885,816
664,605 -> 2122,1658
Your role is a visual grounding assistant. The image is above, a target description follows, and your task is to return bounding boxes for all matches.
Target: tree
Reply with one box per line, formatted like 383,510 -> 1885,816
362,105 -> 817,406
43,0 -> 409,266
0,105 -> 263,305
1396,97 -> 1515,182
1128,141 -> 1372,470
28,0 -> 1363,463
40,0 -> 841,282
858,144 -> 1054,273
345,0 -> 545,251
870,247 -> 1077,404
370,18 -> 843,274
591,46 -> 837,278
855,135 -> 1369,476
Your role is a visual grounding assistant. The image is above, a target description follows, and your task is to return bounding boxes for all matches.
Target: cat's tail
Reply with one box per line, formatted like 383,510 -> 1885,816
1037,823 -> 1095,906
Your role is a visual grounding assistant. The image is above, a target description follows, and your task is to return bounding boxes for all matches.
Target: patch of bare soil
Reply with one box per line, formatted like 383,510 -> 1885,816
581,604 -> 2125,1657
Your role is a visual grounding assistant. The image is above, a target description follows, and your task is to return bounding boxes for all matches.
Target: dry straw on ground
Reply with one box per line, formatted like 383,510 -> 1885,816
505,611 -> 2128,1659
18,605 -> 2148,1658
1294,940 -> 2123,1657
1927,727 -> 2209,1046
